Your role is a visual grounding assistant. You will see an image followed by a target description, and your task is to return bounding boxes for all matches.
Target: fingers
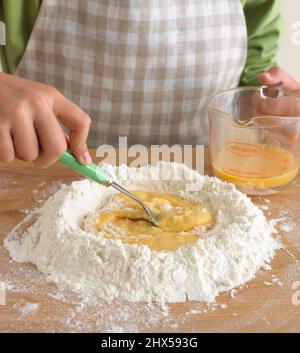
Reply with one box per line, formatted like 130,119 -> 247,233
33,111 -> 67,168
258,67 -> 300,91
0,126 -> 15,162
251,92 -> 300,144
0,73 -> 91,167
253,94 -> 300,117
53,92 -> 92,164
258,72 -> 281,85
11,120 -> 39,162
255,67 -> 300,117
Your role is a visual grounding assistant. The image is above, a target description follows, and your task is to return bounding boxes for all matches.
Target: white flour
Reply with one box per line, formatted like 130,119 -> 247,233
13,301 -> 39,314
4,162 -> 281,303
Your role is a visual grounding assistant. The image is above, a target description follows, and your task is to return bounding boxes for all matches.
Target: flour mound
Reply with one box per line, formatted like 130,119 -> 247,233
5,162 -> 281,303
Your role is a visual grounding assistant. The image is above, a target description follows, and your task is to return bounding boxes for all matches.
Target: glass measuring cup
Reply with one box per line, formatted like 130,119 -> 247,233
207,86 -> 300,195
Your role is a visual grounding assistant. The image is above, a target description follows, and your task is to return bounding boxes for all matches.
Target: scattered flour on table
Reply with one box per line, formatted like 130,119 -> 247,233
279,219 -> 295,233
259,205 -> 269,211
270,215 -> 295,234
4,162 -> 281,304
13,301 -> 39,314
263,275 -> 284,287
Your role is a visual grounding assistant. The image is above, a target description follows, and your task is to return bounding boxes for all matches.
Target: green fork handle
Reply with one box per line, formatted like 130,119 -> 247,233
58,150 -> 111,186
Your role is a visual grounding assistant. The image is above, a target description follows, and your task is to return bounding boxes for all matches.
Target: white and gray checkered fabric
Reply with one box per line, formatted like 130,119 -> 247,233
16,0 -> 247,147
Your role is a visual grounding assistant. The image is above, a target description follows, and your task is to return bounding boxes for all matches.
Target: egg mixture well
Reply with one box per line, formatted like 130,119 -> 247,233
94,191 -> 214,251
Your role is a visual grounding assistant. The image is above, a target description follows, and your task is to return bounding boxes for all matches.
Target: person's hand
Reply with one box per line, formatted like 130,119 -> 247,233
255,67 -> 300,117
256,67 -> 300,143
258,66 -> 300,92
0,72 -> 92,167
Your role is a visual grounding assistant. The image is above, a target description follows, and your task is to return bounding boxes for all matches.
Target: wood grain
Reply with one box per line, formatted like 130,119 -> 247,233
0,149 -> 299,333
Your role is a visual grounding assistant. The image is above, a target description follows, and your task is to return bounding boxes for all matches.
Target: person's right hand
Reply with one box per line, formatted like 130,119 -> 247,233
0,72 -> 92,167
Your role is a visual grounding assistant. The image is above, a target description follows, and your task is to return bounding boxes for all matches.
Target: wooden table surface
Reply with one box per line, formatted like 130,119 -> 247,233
0,149 -> 300,333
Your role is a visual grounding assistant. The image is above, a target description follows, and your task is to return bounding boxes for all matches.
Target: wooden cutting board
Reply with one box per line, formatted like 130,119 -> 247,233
0,148 -> 299,333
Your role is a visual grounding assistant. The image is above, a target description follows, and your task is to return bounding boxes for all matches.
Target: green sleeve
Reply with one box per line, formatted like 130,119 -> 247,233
240,0 -> 282,86
0,0 -> 41,74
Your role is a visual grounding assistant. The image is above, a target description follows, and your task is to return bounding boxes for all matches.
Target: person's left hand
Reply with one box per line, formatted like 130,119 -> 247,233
256,67 -> 300,143
258,66 -> 300,92
254,66 -> 300,118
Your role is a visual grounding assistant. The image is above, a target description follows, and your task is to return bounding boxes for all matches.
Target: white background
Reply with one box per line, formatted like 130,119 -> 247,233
278,0 -> 300,82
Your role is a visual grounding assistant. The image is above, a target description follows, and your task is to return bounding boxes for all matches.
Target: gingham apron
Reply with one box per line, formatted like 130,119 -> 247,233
16,0 -> 247,147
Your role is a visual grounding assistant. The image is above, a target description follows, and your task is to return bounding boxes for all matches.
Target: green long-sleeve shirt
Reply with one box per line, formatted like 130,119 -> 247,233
0,0 -> 282,85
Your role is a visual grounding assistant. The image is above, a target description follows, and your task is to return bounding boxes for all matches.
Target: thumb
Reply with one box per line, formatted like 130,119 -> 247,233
258,66 -> 300,91
53,92 -> 92,164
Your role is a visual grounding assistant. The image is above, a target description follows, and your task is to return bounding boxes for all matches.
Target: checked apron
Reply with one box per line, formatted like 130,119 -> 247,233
16,0 -> 247,147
